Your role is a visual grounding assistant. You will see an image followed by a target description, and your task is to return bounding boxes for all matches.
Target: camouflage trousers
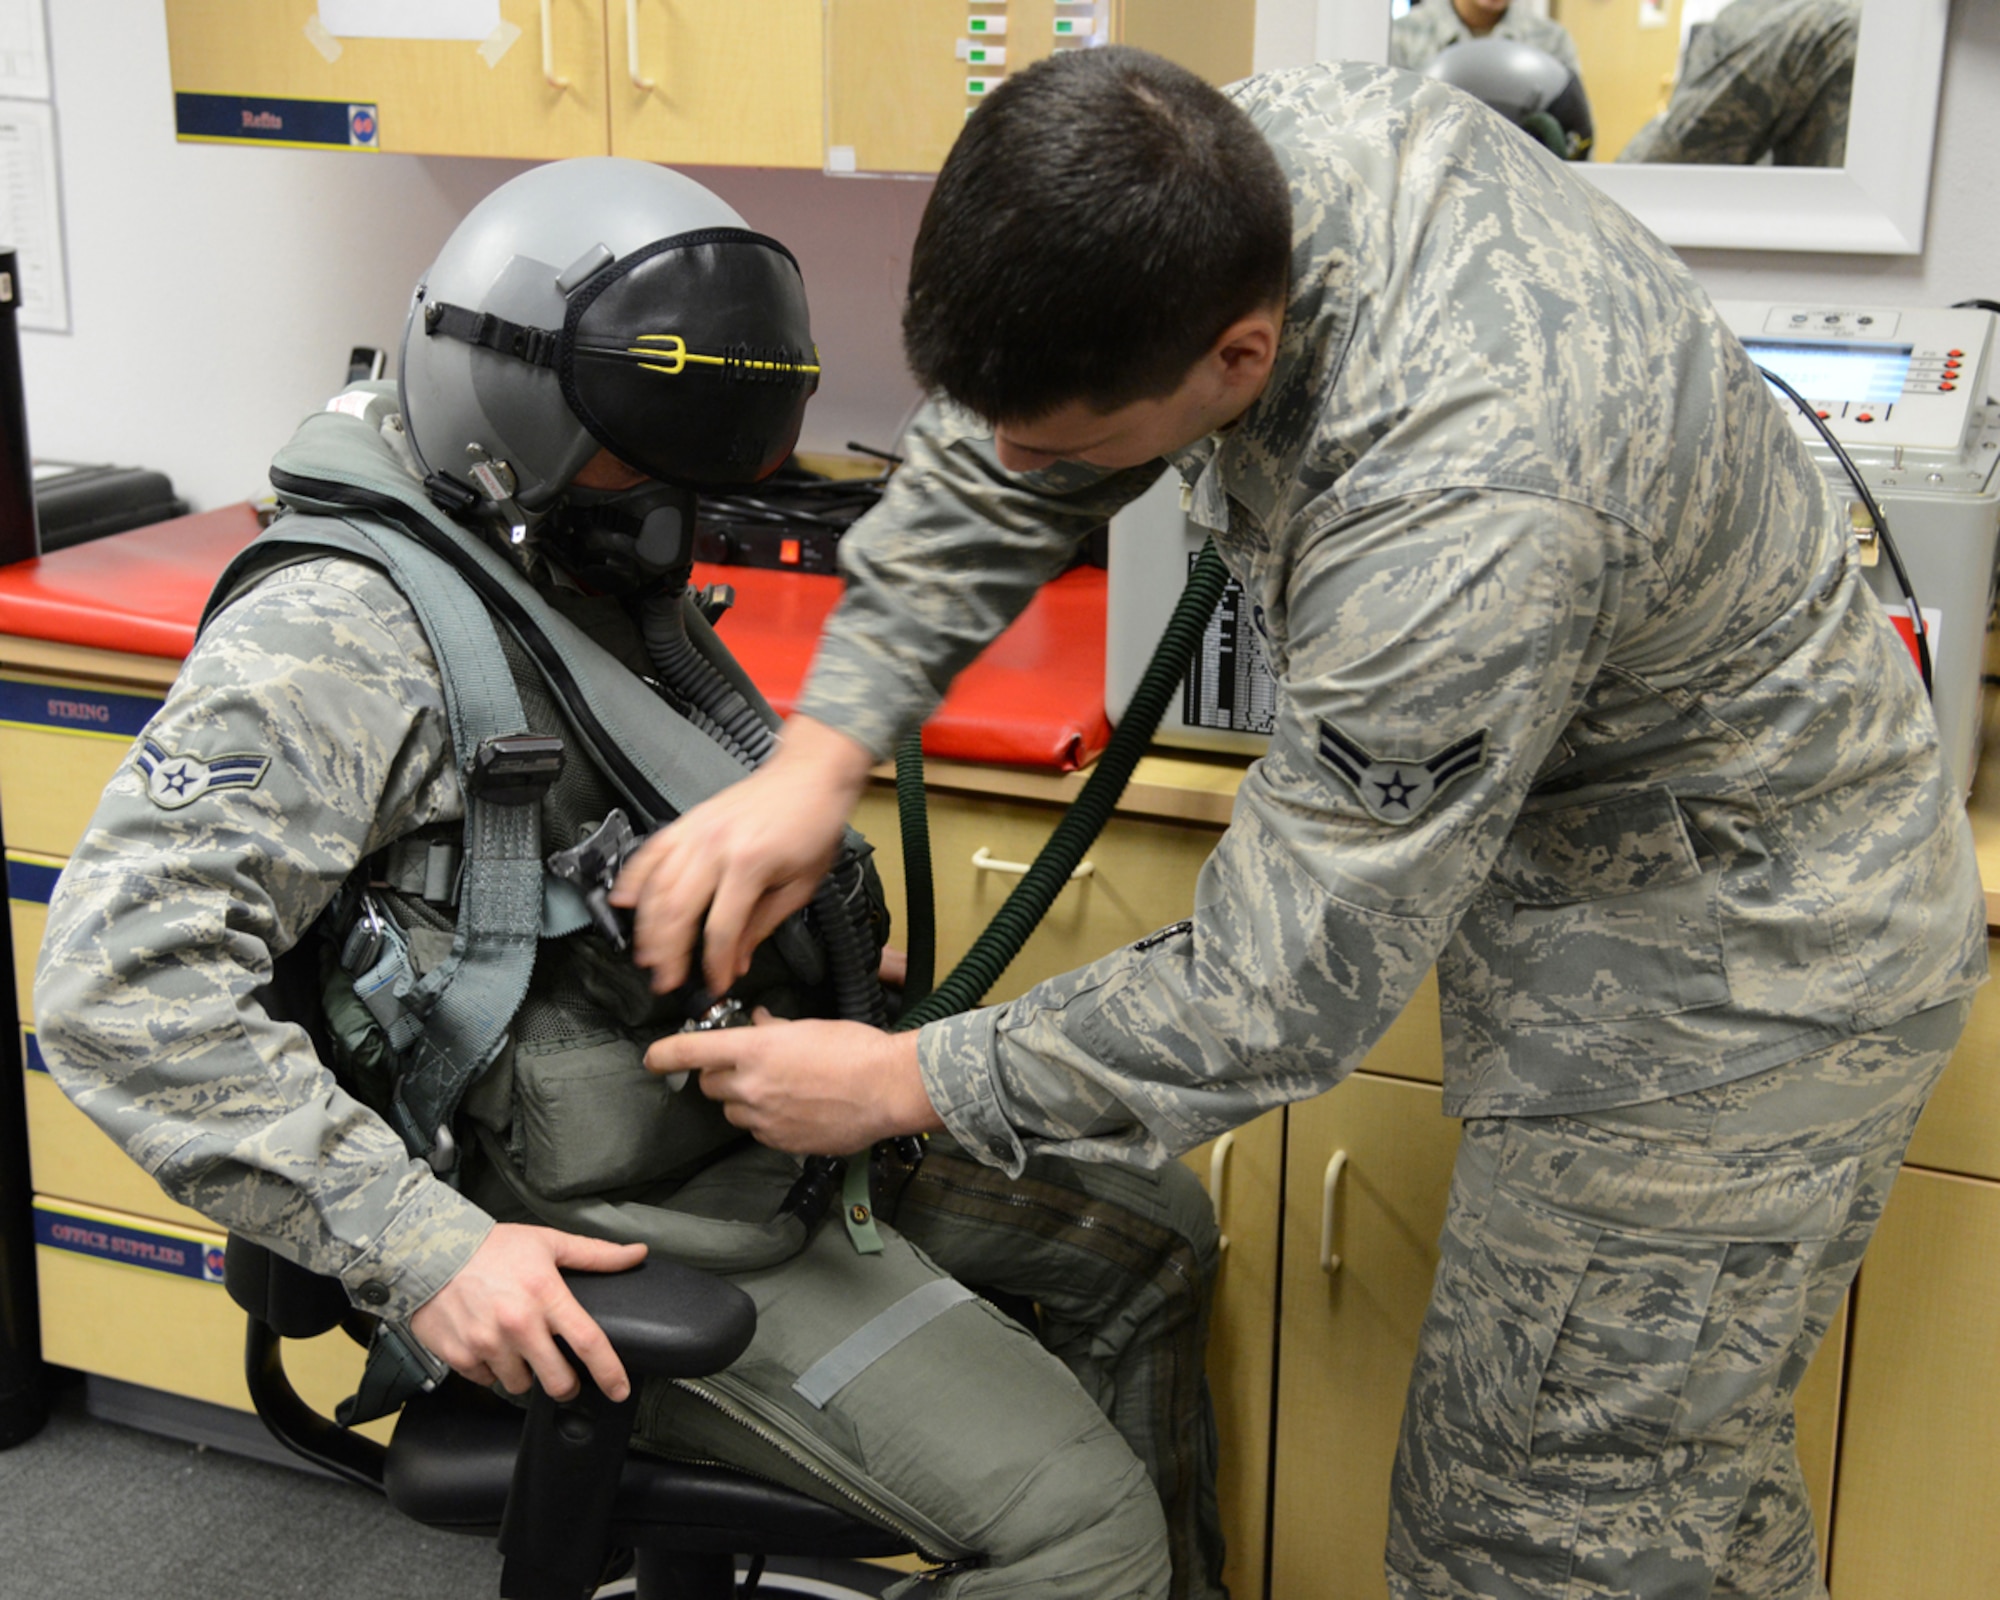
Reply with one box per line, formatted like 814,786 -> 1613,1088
632,1138 -> 1224,1600
1387,996 -> 1971,1600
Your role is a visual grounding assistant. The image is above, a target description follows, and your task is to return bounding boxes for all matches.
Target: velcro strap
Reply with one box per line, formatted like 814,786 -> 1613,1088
791,1279 -> 976,1410
424,300 -> 563,368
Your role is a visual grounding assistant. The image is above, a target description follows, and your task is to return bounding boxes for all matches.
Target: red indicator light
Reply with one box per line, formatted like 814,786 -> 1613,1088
779,537 -> 802,565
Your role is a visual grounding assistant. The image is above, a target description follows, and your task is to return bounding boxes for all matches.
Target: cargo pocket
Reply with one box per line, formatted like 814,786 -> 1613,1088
1496,1118 -> 1855,1492
1496,786 -> 1730,1029
512,1027 -> 734,1199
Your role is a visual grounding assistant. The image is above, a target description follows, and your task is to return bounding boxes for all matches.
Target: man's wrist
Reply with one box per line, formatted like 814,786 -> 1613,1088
775,714 -> 878,801
881,1029 -> 947,1138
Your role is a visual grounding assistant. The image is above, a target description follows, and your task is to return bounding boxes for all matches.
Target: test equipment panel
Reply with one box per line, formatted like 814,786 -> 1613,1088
1716,301 -> 2000,795
1107,304 -> 2000,793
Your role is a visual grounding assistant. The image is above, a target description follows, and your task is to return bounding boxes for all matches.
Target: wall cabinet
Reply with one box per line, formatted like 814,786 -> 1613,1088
165,0 -> 1256,170
164,0 -> 614,161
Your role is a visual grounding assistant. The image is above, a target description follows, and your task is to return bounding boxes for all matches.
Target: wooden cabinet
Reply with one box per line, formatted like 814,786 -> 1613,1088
167,0 -> 1257,170
0,637 -> 377,1430
825,0 -> 1256,176
607,0 -> 825,167
1820,935 -> 2000,1597
1265,977 -> 1847,1600
1829,1166 -> 2000,1597
164,0 -> 613,160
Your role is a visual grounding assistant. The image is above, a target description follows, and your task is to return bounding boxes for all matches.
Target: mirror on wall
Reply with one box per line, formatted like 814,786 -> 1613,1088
1385,0 -> 1858,168
1319,0 -> 1948,252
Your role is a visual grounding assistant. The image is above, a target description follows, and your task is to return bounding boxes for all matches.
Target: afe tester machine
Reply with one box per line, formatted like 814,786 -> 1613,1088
1106,302 -> 2000,794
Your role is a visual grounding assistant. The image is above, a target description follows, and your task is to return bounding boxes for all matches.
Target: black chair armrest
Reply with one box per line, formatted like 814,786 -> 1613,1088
224,1236 -> 352,1339
499,1259 -> 757,1600
561,1257 -> 756,1380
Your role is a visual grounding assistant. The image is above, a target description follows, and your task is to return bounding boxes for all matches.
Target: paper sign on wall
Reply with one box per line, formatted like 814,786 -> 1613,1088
318,1 -> 502,41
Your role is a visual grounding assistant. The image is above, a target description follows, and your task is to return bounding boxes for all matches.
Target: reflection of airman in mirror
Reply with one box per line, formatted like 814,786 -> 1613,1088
1390,0 -> 1584,83
1618,0 -> 1860,166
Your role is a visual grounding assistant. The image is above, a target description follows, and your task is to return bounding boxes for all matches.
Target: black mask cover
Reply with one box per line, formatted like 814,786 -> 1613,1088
424,228 -> 819,490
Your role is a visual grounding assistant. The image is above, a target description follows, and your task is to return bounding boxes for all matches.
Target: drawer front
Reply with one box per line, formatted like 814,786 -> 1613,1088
7,849 -> 59,1024
35,1198 -> 384,1439
0,674 -> 154,858
23,1031 -> 214,1228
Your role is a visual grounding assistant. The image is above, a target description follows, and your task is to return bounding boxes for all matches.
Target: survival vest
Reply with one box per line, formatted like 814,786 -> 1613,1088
205,387 -> 892,1414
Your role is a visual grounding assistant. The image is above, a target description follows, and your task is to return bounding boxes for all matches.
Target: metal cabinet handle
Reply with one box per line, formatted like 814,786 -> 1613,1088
1319,1149 -> 1349,1275
971,846 -> 1094,881
626,0 -> 656,90
541,0 -> 570,90
1206,1130 -> 1234,1256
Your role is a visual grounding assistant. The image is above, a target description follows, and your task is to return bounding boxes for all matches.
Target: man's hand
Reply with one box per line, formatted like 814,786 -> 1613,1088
610,716 -> 877,996
409,1224 -> 647,1402
646,1013 -> 944,1155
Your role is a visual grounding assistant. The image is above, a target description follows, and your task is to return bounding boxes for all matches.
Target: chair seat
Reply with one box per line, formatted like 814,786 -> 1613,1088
383,1382 -> 912,1560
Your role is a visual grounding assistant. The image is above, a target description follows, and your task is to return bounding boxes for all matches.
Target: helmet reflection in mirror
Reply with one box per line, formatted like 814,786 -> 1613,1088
1425,38 -> 1595,162
397,158 -> 820,528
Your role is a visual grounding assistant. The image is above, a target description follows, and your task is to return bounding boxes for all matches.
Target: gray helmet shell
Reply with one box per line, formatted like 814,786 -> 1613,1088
399,158 -> 746,510
1426,38 -> 1593,160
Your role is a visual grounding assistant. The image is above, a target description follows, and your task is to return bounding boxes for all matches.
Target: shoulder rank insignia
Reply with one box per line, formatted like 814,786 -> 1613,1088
1316,722 -> 1486,825
136,739 -> 271,811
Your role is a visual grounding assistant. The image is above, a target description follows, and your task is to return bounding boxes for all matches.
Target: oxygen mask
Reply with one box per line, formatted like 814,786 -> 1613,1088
551,481 -> 697,598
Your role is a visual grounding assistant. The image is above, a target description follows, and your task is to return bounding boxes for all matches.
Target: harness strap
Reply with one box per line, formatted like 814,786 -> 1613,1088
209,518 -> 545,1170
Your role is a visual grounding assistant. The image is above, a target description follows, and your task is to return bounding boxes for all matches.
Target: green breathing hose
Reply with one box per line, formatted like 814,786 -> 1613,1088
893,539 -> 1231,1033
893,729 -> 937,1007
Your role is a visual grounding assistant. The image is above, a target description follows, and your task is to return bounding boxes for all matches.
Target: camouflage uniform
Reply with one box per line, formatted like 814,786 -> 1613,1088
1618,0 -> 1859,167
33,414 -> 1228,1597
793,63 -> 1988,1596
1388,0 -> 1585,82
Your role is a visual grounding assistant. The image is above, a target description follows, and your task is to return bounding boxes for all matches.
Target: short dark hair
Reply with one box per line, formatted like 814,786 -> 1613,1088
902,47 -> 1293,423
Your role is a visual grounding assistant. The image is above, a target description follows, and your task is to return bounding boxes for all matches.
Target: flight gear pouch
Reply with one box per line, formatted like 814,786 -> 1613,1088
511,1028 -> 725,1200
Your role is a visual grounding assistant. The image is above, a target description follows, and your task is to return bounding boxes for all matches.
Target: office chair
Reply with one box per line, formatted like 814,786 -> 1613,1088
224,1238 -> 914,1600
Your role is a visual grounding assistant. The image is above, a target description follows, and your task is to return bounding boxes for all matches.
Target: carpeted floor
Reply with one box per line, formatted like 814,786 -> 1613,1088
0,1376 -> 504,1600
0,1375 -> 892,1600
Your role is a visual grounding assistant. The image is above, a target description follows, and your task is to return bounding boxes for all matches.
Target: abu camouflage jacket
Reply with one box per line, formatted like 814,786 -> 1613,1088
1618,0 -> 1859,169
32,403 -> 816,1323
795,62 -> 1986,1176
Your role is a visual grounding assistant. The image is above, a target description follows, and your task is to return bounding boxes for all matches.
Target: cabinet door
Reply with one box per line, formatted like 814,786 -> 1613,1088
1270,1053 -> 1462,1600
165,0 -> 610,160
852,785 -> 1223,1004
1828,1167 -> 2000,1598
1182,1111 -> 1283,1600
609,0 -> 824,167
1269,988 -> 1845,1598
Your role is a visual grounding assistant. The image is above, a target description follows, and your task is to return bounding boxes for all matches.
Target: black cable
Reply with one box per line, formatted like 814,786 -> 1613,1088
1949,299 -> 2000,316
1754,364 -> 1933,697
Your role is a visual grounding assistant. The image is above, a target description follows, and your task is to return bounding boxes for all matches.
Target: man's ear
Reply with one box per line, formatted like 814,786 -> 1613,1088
1209,307 -> 1282,398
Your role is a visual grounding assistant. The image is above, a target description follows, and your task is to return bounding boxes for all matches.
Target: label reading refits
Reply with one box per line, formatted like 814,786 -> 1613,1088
1183,559 -> 1277,736
0,676 -> 161,740
175,93 -> 381,150
34,1203 -> 227,1283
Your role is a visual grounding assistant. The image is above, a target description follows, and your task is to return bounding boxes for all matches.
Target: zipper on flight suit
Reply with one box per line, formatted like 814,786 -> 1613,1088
666,1376 -> 969,1571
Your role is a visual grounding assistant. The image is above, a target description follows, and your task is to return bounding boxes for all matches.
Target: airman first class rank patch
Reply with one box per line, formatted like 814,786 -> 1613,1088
136,739 -> 271,811
1317,721 -> 1487,824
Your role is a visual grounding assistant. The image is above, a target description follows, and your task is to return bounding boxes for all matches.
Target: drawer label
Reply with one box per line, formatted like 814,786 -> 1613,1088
0,676 -> 160,740
33,1203 -> 226,1283
175,93 -> 381,152
6,853 -> 63,906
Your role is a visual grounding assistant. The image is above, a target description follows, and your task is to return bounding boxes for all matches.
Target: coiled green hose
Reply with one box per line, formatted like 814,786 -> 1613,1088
893,539 -> 1230,1032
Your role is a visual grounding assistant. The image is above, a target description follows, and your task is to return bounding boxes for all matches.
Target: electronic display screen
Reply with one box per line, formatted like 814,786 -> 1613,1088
1743,339 -> 1913,407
